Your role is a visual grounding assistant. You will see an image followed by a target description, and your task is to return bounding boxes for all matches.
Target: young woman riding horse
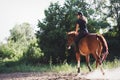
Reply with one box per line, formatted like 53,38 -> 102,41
67,12 -> 109,74
75,12 -> 88,51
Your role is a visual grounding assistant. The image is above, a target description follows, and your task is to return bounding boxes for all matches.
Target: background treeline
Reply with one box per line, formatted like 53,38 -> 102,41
0,0 -> 120,64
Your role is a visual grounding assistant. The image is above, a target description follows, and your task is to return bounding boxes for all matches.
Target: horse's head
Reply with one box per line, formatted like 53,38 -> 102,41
66,31 -> 76,49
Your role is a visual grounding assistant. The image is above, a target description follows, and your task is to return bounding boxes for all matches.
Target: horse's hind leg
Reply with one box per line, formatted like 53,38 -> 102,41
93,52 -> 105,75
76,53 -> 80,73
85,55 -> 92,72
92,53 -> 100,68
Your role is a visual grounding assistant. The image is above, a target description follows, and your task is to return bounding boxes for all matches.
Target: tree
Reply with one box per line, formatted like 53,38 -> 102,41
6,23 -> 36,60
36,0 -> 112,63
108,0 -> 120,36
22,40 -> 44,64
0,43 -> 14,59
37,3 -> 66,63
9,23 -> 35,42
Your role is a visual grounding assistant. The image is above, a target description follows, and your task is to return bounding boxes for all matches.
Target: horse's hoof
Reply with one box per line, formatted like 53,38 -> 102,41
77,68 -> 80,73
102,72 -> 105,75
89,69 -> 92,72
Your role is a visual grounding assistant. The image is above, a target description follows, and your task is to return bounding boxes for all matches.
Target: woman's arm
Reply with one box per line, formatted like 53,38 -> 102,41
75,24 -> 79,32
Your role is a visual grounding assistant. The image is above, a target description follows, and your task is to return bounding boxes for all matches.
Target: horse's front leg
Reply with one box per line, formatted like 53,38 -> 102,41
76,53 -> 80,73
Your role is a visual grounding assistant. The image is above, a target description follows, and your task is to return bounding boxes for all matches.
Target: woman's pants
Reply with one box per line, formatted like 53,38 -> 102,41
75,30 -> 88,52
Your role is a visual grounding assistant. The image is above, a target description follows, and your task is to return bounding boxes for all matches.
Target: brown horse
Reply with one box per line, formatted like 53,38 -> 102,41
66,31 -> 108,74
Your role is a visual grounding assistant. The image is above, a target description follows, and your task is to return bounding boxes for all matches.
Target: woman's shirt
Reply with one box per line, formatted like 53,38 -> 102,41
76,19 -> 88,32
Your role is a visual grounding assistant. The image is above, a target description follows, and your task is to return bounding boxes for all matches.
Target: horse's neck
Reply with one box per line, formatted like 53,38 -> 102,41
73,37 -> 76,41
72,34 -> 76,40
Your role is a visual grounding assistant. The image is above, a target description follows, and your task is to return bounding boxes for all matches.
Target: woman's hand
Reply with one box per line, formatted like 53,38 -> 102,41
75,31 -> 78,36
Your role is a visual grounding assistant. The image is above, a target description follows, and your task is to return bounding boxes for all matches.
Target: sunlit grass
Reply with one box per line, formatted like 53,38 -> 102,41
0,59 -> 120,73
102,58 -> 120,69
51,63 -> 77,73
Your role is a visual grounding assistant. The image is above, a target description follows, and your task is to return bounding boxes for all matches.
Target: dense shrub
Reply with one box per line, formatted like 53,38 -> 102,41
22,43 -> 44,64
0,44 -> 14,59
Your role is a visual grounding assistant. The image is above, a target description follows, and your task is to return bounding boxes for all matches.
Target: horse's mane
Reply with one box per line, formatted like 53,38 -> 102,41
67,31 -> 76,36
67,31 -> 77,41
67,31 -> 77,39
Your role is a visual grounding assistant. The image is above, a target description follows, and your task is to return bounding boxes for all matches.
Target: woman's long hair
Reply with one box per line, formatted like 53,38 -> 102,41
81,15 -> 88,24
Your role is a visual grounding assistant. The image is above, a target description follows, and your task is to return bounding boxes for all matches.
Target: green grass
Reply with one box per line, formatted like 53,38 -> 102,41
0,59 -> 120,73
102,59 -> 120,69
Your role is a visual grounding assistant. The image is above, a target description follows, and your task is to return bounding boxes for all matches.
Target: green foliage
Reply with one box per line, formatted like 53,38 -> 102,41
106,0 -> 120,35
0,61 -> 50,73
0,22 -> 38,61
9,23 -> 35,42
37,2 -> 67,63
36,0 -> 113,63
22,41 -> 44,64
105,31 -> 118,37
102,59 -> 120,69
0,44 -> 14,59
107,38 -> 120,59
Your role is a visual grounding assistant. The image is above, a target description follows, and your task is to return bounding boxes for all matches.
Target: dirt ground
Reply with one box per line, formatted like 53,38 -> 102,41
0,67 -> 120,80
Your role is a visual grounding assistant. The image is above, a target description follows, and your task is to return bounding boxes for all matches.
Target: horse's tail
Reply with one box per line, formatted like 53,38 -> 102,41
97,34 -> 109,62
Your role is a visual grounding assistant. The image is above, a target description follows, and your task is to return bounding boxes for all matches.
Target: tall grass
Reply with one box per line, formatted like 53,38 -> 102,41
102,58 -> 120,69
0,59 -> 120,73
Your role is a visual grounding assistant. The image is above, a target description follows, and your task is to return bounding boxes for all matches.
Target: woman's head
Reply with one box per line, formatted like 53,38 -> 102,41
77,12 -> 83,19
77,12 -> 88,23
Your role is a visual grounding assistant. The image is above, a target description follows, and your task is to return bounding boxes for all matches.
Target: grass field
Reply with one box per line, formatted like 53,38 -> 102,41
0,59 -> 120,73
